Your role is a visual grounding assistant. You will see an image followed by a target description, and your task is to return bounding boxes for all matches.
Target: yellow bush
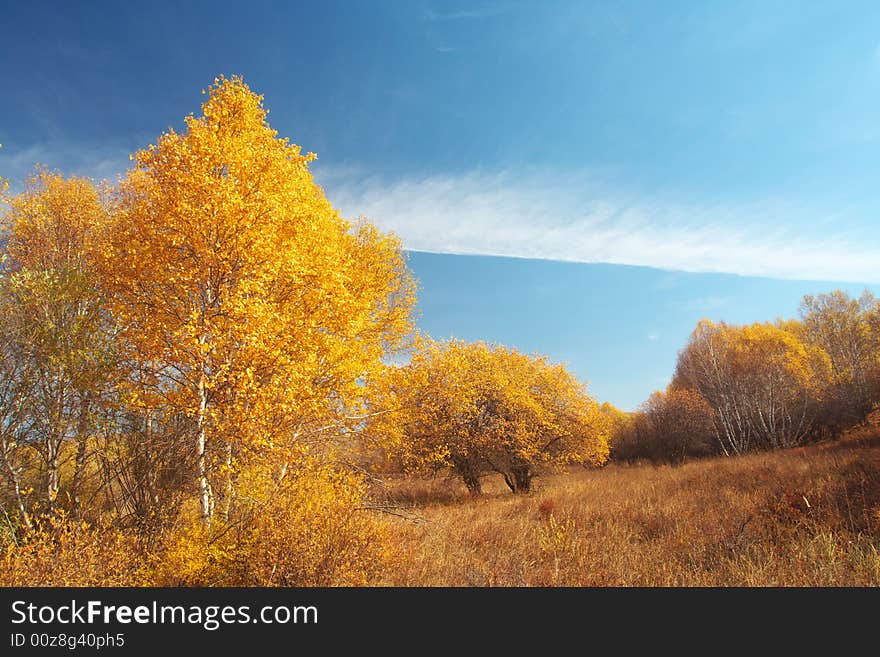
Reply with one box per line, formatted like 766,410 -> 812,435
0,512 -> 142,586
231,469 -> 394,586
148,467 -> 394,586
145,518 -> 234,586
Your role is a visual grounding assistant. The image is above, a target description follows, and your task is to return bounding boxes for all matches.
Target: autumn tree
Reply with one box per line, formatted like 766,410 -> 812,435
796,290 -> 880,433
0,170 -> 113,514
100,76 -> 415,525
612,388 -> 716,463
0,150 -> 33,529
368,338 -> 609,494
673,320 -> 830,455
598,401 -> 630,458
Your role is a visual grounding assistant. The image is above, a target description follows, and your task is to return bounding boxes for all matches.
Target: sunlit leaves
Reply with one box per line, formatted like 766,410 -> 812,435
0,170 -> 112,508
368,337 -> 609,493
100,76 -> 415,522
674,319 -> 831,453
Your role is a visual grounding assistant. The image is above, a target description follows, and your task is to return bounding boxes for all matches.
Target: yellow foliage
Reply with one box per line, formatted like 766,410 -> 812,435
796,291 -> 880,430
0,512 -> 141,586
99,75 -> 415,523
148,467 -> 393,586
144,518 -> 234,587
0,169 -> 113,509
368,337 -> 609,493
3,169 -> 106,273
675,319 -> 832,453
230,467 -> 394,586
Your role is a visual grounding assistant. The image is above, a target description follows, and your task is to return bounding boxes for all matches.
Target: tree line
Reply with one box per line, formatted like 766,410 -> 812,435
614,291 -> 880,462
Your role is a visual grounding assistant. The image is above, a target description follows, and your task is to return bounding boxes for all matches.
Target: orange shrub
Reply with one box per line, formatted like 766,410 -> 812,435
0,512 -> 142,586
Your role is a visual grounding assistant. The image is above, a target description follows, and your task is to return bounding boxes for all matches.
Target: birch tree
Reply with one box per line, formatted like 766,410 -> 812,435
101,76 -> 415,525
797,291 -> 880,432
1,171 -> 111,512
674,320 -> 830,454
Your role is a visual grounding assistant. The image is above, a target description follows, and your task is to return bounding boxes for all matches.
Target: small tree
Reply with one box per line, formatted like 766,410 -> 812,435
613,389 -> 716,463
368,338 -> 609,494
796,290 -> 880,434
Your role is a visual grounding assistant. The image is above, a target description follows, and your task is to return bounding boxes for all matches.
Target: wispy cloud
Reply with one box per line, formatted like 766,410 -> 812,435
319,168 -> 880,284
423,6 -> 506,22
7,143 -> 876,286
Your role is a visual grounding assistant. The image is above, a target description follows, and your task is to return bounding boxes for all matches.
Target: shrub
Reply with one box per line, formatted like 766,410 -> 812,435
148,467 -> 394,586
0,512 -> 142,586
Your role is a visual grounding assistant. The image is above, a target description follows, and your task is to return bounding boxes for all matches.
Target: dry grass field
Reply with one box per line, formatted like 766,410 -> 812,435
2,428 -> 877,587
376,428 -> 880,586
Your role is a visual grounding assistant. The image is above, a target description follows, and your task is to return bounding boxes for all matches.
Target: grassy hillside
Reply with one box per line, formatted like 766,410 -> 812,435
377,429 -> 880,586
3,427 -> 877,586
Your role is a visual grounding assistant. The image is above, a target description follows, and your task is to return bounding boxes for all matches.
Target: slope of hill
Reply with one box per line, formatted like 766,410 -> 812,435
381,429 -> 880,586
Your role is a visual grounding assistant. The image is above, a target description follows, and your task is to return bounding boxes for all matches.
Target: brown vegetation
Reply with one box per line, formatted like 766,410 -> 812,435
2,411 -> 877,588
378,428 -> 880,586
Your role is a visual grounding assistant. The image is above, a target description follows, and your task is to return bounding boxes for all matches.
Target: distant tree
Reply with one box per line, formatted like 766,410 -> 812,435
627,389 -> 716,462
598,401 -> 630,455
368,338 -> 609,494
610,389 -> 716,463
673,320 -> 830,454
796,290 -> 880,433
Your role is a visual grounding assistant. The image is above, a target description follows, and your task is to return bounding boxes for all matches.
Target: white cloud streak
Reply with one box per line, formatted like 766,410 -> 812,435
422,7 -> 506,22
320,169 -> 880,284
5,144 -> 876,285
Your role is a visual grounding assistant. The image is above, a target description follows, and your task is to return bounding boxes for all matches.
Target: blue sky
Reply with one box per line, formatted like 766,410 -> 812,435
1,1 -> 879,408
